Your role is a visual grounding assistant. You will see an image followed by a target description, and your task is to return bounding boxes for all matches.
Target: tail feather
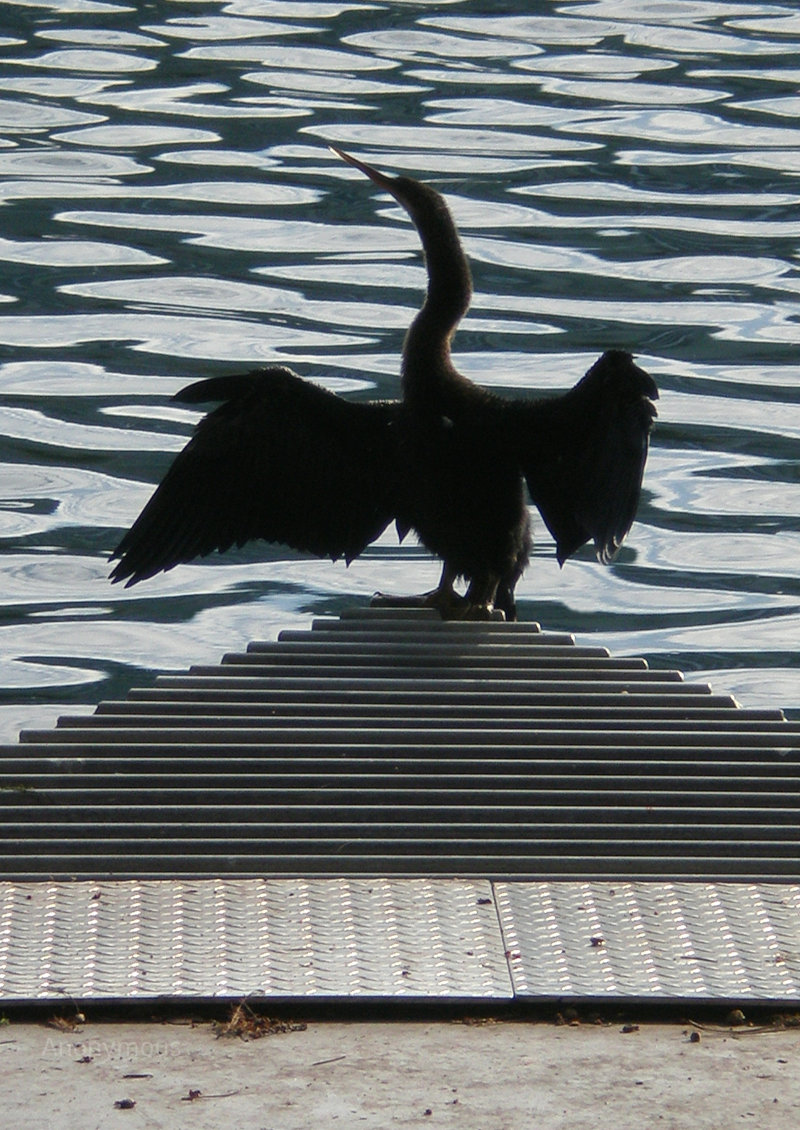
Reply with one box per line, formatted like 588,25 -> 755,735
515,350 -> 658,565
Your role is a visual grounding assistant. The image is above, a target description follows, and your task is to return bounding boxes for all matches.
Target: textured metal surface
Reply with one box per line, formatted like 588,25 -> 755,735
3,877 -> 800,1004
3,607 -> 800,880
0,878 -> 511,1002
495,881 -> 800,1001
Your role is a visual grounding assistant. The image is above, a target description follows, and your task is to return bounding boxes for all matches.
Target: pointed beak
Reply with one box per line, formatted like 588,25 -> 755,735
330,146 -> 400,198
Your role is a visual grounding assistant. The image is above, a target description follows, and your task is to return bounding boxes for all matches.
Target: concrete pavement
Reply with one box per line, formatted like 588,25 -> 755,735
3,1009 -> 800,1129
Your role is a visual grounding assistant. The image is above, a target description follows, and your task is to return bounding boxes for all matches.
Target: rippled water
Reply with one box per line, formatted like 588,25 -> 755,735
1,0 -> 799,739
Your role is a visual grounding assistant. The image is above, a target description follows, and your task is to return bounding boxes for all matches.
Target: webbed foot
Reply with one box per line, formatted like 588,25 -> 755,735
370,566 -> 506,621
371,563 -> 471,619
371,587 -> 470,617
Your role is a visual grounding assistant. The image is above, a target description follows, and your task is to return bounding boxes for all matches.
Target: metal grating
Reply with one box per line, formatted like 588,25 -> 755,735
3,606 -> 800,881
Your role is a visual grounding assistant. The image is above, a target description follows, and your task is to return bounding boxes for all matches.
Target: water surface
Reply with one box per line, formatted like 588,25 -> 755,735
1,0 -> 800,738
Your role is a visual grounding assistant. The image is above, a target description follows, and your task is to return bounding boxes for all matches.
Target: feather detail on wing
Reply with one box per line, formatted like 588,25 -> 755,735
110,367 -> 399,586
513,350 -> 658,565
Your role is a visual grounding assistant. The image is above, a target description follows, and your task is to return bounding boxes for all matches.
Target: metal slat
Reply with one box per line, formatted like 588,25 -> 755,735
0,856 -> 798,881
66,707 -> 788,726
259,636 -> 597,651
242,651 -> 609,665
3,766 -> 799,790
3,786 -> 795,813
3,832 -> 796,855
173,664 -> 685,679
6,802 -> 798,822
126,687 -> 732,707
155,676 -> 694,694
3,818 -> 797,839
310,618 -> 541,629
18,726 -> 800,746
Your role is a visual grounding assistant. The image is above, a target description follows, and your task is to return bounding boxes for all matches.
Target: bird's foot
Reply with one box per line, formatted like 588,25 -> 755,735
425,588 -> 470,618
371,587 -> 470,618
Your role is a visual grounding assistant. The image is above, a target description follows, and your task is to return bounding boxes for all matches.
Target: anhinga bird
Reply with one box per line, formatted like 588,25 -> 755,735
110,149 -> 658,619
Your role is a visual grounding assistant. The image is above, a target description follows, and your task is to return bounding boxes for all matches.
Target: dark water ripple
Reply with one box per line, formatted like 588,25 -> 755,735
0,0 -> 799,738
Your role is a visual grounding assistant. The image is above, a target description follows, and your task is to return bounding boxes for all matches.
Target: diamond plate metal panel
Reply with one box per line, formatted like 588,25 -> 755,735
495,881 -> 800,1001
0,878 -> 512,1002
4,879 -> 800,1004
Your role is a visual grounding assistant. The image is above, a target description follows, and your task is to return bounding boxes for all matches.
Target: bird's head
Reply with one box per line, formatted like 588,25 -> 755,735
330,146 -> 452,236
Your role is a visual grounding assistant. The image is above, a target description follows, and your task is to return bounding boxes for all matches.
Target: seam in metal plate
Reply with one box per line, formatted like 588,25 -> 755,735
0,878 -> 511,1002
494,881 -> 800,1001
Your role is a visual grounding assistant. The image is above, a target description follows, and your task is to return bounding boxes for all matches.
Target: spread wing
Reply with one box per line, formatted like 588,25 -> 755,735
515,350 -> 658,565
110,366 -> 400,586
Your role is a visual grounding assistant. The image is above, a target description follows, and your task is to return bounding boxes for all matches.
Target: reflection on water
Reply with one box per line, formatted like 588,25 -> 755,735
0,0 -> 799,739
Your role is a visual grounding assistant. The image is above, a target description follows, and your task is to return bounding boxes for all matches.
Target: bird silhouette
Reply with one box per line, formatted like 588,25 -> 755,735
110,149 -> 658,619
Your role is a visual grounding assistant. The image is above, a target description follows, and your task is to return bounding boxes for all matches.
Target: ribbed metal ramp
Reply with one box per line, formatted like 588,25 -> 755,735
2,607 -> 799,1005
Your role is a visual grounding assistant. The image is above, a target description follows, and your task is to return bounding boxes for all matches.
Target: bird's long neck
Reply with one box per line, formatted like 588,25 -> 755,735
401,197 -> 473,408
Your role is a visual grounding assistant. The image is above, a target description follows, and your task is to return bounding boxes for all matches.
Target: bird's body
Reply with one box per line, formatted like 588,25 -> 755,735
111,150 -> 658,619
